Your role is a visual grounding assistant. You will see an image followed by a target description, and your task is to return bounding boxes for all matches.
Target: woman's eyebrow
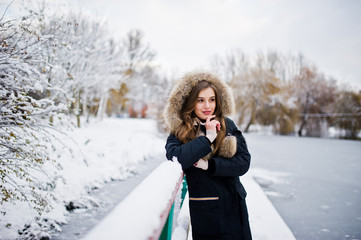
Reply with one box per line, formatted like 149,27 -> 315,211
198,95 -> 215,98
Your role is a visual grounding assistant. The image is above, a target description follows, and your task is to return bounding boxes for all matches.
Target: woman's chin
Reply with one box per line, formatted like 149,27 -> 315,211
197,115 -> 209,121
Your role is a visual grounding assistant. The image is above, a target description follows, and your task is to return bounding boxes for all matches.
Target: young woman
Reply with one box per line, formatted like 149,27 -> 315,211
164,71 -> 252,240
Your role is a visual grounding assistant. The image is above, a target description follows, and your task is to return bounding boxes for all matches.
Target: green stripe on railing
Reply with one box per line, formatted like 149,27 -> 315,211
159,176 -> 188,240
180,177 -> 188,208
159,202 -> 175,240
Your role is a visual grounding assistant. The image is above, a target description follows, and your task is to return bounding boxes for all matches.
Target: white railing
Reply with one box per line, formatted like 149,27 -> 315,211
84,161 -> 184,240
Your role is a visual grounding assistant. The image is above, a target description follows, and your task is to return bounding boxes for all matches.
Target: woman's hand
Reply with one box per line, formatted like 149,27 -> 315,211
194,159 -> 208,170
205,115 -> 220,143
205,115 -> 221,132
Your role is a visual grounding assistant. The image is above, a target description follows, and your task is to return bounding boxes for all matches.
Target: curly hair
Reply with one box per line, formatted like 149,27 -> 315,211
175,80 -> 226,155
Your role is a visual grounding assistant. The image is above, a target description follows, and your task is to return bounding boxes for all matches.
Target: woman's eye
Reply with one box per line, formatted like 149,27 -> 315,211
210,98 -> 215,102
198,99 -> 203,102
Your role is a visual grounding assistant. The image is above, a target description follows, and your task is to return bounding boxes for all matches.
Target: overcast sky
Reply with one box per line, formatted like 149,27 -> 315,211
2,0 -> 361,88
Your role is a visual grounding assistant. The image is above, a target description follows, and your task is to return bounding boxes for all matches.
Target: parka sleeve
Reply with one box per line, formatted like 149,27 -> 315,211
165,134 -> 213,170
211,119 -> 251,177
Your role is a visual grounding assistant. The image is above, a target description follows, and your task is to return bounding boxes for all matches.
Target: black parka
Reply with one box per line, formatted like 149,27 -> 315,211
163,72 -> 252,240
166,118 -> 252,240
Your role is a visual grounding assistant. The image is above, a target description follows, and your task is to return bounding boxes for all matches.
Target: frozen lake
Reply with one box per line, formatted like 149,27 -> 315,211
246,134 -> 361,240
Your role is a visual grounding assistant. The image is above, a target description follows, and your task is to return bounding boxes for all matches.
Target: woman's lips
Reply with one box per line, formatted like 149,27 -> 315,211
203,111 -> 212,115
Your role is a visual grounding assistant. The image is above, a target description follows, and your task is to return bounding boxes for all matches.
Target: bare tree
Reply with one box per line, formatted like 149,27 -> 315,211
333,90 -> 361,139
291,66 -> 338,136
120,29 -> 157,117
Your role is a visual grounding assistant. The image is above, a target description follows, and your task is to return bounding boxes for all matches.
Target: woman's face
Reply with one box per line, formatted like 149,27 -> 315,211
194,87 -> 216,120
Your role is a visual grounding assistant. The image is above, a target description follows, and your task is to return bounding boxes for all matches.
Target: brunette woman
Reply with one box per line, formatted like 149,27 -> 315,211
164,71 -> 252,240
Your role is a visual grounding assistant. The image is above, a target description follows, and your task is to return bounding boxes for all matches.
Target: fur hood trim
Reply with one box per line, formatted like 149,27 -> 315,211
163,71 -> 235,132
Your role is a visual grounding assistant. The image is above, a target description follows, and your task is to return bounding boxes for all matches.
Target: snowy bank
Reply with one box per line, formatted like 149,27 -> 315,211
0,118 -> 166,239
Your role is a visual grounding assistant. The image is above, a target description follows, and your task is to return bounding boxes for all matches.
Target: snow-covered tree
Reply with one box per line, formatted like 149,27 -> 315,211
0,7 -> 65,217
119,29 -> 157,117
23,1 -> 124,125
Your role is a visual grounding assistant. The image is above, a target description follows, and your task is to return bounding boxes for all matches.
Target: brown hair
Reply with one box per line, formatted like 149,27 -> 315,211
175,80 -> 226,155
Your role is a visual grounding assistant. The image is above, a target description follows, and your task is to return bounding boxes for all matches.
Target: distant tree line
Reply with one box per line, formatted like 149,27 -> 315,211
211,49 -> 361,139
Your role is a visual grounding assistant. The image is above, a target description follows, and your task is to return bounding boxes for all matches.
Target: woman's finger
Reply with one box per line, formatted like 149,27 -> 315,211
216,121 -> 221,131
206,116 -> 211,124
206,115 -> 216,123
205,116 -> 216,130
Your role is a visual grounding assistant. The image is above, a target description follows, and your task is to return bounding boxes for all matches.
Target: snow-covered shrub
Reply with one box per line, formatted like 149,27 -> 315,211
0,9 -> 65,220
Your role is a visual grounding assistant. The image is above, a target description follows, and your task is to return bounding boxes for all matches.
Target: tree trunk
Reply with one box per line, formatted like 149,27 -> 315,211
97,92 -> 108,120
74,91 -> 81,128
86,105 -> 91,124
298,116 -> 306,136
298,92 -> 310,137
244,110 -> 255,133
244,119 -> 252,133
82,89 -> 88,121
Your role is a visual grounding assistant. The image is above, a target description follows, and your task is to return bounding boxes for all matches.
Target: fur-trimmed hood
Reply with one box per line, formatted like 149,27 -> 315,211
163,71 -> 235,132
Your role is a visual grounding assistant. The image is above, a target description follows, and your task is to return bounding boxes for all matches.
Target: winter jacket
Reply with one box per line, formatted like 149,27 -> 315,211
164,72 -> 252,240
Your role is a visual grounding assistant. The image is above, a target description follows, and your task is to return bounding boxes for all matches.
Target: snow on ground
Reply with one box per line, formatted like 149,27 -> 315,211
242,173 -> 296,240
0,118 -> 166,239
1,117 -> 297,239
